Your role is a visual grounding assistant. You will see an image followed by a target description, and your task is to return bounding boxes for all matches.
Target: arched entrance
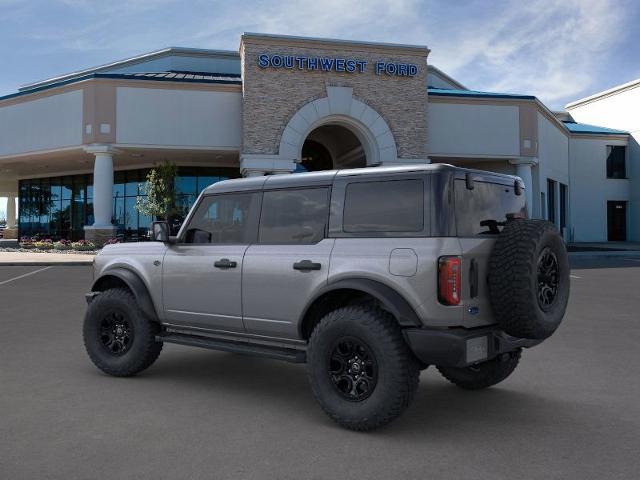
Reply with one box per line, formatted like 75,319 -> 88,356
300,124 -> 366,172
278,86 -> 399,173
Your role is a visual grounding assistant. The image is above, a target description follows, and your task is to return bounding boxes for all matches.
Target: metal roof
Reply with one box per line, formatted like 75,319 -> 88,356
0,71 -> 241,103
107,71 -> 241,82
562,121 -> 628,135
19,47 -> 240,92
428,87 -> 535,100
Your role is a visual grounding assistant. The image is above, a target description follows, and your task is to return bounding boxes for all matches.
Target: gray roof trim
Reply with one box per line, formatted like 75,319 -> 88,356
427,65 -> 467,90
565,78 -> 640,109
20,47 -> 240,92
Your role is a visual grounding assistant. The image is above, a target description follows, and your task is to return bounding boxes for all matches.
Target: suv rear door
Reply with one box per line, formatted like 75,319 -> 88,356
242,186 -> 333,340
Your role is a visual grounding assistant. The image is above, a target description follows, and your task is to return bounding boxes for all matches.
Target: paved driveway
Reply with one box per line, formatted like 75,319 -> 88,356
1,258 -> 639,479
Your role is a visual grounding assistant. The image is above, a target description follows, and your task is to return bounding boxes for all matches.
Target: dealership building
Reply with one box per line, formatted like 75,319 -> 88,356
0,33 -> 636,243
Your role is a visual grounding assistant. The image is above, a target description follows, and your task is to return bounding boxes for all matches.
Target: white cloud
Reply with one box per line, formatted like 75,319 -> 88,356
185,0 -> 632,107
424,0 -> 630,107
6,0 -> 634,109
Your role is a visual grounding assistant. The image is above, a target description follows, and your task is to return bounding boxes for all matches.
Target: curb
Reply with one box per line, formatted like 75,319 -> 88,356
569,250 -> 640,258
0,261 -> 93,266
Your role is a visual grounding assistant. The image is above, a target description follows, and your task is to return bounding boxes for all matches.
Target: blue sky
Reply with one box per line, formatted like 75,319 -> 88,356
1,0 -> 639,108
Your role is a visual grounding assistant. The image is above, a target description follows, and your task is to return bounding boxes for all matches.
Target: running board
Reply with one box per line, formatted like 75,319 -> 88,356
156,333 -> 306,363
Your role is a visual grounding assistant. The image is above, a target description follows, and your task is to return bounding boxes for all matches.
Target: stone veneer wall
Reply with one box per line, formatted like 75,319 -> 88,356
241,36 -> 429,160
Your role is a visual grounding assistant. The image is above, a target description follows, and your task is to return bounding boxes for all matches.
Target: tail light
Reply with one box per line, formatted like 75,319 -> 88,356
438,256 -> 461,306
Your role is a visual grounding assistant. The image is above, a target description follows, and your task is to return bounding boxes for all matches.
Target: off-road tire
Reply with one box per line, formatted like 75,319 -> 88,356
437,349 -> 521,390
488,219 -> 570,340
83,288 -> 163,377
307,305 -> 420,431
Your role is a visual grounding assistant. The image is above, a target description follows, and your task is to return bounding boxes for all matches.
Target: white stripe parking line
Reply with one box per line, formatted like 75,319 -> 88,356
570,274 -> 581,279
0,266 -> 52,287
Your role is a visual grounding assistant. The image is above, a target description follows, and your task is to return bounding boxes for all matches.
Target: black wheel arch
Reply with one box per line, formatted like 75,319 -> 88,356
299,278 -> 422,339
91,268 -> 159,322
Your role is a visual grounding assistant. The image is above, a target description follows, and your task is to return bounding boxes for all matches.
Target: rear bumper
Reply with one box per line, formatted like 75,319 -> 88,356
403,326 -> 542,368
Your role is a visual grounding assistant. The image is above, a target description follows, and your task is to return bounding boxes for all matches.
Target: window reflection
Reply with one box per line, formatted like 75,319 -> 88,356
18,167 -> 239,241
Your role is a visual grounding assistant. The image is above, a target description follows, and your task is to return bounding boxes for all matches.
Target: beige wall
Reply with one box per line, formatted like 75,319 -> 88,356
240,35 -> 429,159
0,90 -> 83,157
427,102 -> 520,157
116,86 -> 242,149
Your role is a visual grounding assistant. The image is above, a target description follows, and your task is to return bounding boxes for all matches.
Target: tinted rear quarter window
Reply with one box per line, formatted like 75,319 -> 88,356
455,180 -> 526,236
343,179 -> 424,233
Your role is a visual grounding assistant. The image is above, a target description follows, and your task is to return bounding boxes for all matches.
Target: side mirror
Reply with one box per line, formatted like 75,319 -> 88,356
151,221 -> 170,243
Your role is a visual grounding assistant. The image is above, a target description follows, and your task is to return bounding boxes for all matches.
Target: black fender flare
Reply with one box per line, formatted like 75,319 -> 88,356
91,268 -> 158,321
300,278 -> 422,333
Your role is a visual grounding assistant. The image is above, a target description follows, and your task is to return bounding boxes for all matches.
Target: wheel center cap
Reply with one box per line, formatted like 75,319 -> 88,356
352,362 -> 361,372
116,327 -> 123,336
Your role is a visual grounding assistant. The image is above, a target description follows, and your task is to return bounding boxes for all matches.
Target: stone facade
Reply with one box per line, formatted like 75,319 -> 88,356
240,34 -> 429,161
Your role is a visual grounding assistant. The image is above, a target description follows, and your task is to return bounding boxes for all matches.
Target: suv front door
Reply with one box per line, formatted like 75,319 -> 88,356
162,192 -> 260,333
242,187 -> 333,340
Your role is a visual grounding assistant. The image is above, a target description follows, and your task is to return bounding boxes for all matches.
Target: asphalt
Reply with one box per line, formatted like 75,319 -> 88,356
1,257 -> 639,480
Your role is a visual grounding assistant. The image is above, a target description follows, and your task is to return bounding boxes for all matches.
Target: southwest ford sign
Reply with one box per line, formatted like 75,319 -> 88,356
257,54 -> 418,77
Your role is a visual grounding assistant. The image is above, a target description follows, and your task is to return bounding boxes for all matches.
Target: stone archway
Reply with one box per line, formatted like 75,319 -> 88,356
278,86 -> 398,169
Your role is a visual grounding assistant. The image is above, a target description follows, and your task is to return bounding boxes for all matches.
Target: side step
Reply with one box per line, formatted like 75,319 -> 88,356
156,333 -> 306,363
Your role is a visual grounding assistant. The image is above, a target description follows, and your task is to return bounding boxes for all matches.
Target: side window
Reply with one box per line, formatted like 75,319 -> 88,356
259,188 -> 330,244
343,179 -> 424,233
183,193 -> 258,244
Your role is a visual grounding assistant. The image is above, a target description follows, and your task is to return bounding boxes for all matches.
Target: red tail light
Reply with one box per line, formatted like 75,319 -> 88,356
438,256 -> 461,306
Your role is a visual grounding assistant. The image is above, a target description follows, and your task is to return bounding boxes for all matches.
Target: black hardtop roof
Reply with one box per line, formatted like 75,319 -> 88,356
203,164 -> 522,194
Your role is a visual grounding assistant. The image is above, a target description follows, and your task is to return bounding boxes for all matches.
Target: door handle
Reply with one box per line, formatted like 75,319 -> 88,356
293,260 -> 321,271
214,258 -> 237,269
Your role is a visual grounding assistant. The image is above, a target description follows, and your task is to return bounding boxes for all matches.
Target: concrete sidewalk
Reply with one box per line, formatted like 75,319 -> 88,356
0,251 -> 95,266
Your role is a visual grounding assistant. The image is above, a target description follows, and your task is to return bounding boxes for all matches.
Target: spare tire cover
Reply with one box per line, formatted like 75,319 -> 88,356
488,219 -> 570,340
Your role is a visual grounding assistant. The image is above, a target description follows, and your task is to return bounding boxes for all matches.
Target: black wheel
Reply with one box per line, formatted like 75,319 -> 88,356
83,288 -> 163,377
307,305 -> 420,431
437,349 -> 521,390
488,219 -> 570,340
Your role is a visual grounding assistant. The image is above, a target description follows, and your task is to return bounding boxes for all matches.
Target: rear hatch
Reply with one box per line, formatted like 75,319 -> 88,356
453,170 -> 527,327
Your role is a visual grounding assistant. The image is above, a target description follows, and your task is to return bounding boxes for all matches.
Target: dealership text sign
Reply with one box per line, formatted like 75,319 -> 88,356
257,54 -> 418,77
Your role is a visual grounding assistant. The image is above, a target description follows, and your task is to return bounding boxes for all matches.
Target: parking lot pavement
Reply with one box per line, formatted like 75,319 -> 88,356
1,259 -> 639,480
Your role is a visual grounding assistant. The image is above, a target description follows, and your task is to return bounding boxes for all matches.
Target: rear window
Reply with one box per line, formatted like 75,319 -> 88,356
343,179 -> 424,233
455,180 -> 526,236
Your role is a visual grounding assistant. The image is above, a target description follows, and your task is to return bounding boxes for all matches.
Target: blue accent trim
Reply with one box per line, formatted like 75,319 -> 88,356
562,121 -> 628,135
427,87 -> 536,100
0,72 -> 242,103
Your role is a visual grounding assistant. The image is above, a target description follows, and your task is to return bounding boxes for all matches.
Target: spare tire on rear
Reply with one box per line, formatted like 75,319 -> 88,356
488,219 -> 570,340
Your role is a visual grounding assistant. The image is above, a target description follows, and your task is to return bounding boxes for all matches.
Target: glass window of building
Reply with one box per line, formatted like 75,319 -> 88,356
18,166 -> 240,241
606,146 -> 626,179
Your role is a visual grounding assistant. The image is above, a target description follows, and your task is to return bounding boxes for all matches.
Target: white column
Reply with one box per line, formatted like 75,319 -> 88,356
243,169 -> 266,178
6,195 -> 16,229
240,154 -> 295,177
84,145 -> 119,228
510,158 -> 538,218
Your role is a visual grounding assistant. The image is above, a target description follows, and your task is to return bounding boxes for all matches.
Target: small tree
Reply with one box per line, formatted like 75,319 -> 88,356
135,160 -> 178,221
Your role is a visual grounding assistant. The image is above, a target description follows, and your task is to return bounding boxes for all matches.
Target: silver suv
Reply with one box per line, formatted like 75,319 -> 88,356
84,164 -> 570,431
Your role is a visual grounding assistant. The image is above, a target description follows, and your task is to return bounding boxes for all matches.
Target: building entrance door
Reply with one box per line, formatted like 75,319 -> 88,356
607,201 -> 627,241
